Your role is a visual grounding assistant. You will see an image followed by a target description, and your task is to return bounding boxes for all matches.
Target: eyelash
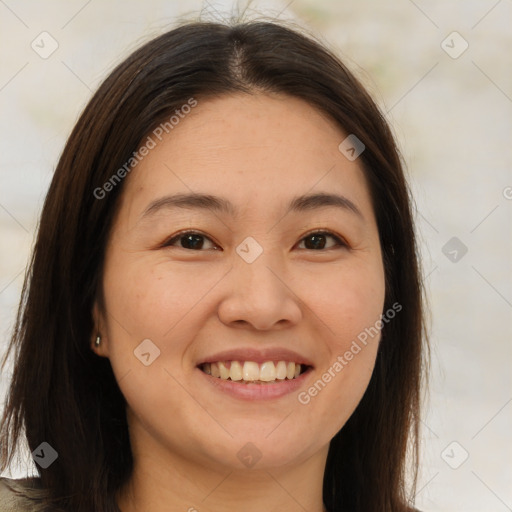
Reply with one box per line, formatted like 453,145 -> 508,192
162,229 -> 348,251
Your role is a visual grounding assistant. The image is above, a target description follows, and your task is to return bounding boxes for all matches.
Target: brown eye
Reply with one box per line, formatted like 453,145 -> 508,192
297,231 -> 347,250
162,229 -> 347,252
163,231 -> 218,250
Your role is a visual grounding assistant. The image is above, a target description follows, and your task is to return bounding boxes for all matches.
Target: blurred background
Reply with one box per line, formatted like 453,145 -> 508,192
0,1 -> 511,510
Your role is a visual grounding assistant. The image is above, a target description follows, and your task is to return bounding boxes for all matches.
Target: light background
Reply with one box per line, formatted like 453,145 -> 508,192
0,1 -> 511,511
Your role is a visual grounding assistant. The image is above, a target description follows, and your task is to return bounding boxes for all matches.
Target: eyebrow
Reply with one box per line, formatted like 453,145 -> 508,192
140,191 -> 363,221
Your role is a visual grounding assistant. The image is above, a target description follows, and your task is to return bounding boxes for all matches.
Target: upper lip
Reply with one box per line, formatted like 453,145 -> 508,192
197,347 -> 314,367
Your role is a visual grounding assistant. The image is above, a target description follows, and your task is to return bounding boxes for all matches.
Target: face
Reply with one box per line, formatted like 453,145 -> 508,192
92,93 -> 386,473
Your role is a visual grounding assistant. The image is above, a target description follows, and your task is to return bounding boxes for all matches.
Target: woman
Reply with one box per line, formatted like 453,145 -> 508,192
0,17 -> 428,512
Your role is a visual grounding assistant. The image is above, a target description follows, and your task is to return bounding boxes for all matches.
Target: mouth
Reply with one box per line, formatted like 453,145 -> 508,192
195,347 -> 315,400
197,360 -> 312,384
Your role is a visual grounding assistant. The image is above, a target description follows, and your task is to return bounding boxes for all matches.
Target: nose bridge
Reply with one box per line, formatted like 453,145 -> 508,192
234,234 -> 286,298
217,234 -> 302,329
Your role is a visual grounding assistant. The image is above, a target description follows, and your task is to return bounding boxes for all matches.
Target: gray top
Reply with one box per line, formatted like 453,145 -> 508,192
0,477 -> 47,512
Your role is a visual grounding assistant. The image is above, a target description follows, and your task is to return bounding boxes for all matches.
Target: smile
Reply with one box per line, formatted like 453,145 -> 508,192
199,360 -> 310,384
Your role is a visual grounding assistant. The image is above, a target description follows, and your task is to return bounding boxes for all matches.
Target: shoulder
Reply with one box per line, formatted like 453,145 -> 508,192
0,477 -> 48,512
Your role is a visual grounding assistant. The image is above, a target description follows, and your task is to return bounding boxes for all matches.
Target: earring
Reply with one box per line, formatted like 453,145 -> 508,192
95,335 -> 101,347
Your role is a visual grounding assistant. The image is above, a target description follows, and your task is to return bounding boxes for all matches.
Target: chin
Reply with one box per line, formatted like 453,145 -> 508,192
201,428 -> 318,471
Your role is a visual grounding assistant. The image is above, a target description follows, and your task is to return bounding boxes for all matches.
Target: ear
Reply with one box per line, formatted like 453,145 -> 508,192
91,300 -> 110,357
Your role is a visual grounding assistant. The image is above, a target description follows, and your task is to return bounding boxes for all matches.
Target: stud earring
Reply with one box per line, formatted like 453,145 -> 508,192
95,335 -> 101,347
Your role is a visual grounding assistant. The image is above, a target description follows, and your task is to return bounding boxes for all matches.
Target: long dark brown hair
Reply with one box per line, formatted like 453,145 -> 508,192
0,17 -> 428,512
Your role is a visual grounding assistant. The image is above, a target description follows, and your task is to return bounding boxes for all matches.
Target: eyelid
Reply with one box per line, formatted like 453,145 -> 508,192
162,229 -> 218,249
162,228 -> 349,251
299,229 -> 348,248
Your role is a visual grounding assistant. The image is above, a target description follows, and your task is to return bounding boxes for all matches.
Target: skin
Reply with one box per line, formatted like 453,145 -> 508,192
91,92 -> 386,512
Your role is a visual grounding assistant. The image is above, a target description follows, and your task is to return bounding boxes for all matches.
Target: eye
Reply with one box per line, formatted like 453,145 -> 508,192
162,229 -> 347,251
296,230 -> 348,250
162,230 -> 218,251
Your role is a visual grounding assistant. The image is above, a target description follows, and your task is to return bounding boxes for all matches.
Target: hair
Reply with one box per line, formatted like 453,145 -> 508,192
0,16 -> 428,512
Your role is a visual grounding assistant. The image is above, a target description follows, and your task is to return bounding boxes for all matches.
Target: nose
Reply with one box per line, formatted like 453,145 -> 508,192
217,249 -> 303,331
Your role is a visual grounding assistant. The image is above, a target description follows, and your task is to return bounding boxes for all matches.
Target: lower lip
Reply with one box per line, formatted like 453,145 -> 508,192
196,366 -> 313,401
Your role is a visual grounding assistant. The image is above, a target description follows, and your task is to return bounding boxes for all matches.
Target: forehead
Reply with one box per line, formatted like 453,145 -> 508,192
117,93 -> 375,225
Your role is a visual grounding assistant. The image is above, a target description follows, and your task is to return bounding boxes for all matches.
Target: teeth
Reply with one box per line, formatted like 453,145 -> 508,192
230,361 -> 243,381
211,362 -> 220,378
218,361 -> 230,380
276,361 -> 287,380
286,362 -> 295,380
201,360 -> 305,382
259,361 -> 276,382
243,361 -> 260,381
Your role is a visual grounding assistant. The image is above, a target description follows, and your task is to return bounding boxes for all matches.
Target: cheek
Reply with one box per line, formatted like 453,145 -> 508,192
300,258 -> 385,348
295,259 -> 384,422
103,255 -> 206,338
100,256 -> 204,423
101,254 -> 226,392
